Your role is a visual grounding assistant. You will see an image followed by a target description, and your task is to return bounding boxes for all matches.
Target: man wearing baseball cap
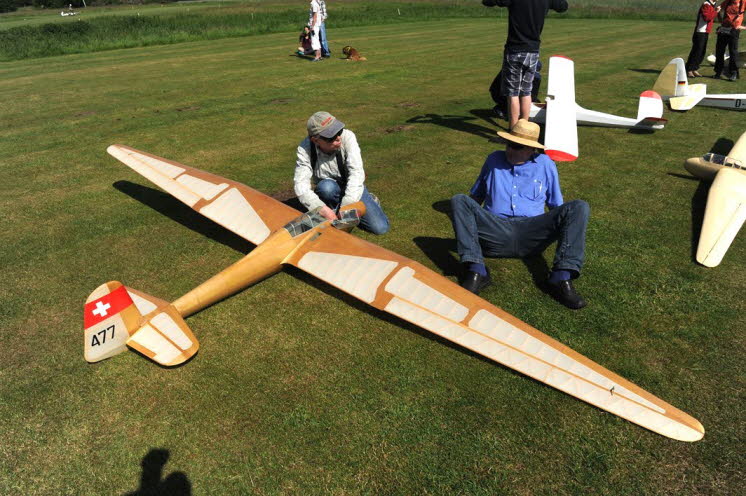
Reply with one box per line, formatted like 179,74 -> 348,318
450,119 -> 590,309
294,111 -> 389,234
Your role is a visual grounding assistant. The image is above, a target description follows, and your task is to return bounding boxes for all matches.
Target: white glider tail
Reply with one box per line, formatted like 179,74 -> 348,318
530,55 -> 666,161
88,145 -> 706,441
654,58 -> 746,111
543,55 -> 578,162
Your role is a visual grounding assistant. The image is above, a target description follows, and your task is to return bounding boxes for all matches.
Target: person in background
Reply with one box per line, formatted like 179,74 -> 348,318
308,0 -> 322,62
297,26 -> 314,56
482,0 -> 568,130
319,0 -> 331,58
685,1 -> 720,78
713,0 -> 746,80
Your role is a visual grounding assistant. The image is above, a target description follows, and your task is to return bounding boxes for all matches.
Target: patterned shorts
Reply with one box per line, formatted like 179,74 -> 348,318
501,51 -> 540,97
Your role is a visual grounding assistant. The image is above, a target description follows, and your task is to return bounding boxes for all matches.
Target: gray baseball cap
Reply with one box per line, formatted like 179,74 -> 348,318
307,111 -> 345,138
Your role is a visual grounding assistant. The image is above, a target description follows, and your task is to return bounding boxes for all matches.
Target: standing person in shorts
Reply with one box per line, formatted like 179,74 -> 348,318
482,0 -> 568,129
308,0 -> 323,62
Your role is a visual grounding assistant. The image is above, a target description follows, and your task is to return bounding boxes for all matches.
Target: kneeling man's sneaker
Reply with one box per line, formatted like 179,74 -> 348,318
461,271 -> 492,295
548,280 -> 587,310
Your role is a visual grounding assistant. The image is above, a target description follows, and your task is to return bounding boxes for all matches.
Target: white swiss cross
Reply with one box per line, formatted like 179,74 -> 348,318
92,301 -> 111,318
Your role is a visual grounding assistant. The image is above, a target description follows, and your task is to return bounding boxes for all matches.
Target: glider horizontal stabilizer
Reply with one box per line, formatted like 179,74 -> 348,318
84,282 -> 198,366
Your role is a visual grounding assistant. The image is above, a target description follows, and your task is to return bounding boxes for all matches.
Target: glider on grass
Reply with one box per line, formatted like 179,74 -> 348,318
706,51 -> 746,69
84,145 -> 704,442
685,131 -> 746,267
529,55 -> 667,162
653,57 -> 746,111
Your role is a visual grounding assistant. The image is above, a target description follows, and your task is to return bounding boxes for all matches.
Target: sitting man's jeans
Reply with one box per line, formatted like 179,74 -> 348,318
315,178 -> 390,235
450,194 -> 589,276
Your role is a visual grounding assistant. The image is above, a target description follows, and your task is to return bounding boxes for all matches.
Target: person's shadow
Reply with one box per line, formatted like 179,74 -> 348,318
124,449 -> 191,496
407,113 -> 505,141
414,200 -> 552,293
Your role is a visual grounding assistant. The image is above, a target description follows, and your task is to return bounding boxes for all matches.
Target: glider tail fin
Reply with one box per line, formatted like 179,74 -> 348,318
636,90 -> 664,120
84,282 -> 199,366
653,57 -> 687,98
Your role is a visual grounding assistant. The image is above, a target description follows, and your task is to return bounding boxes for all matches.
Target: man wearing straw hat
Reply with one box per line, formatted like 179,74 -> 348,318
450,119 -> 589,309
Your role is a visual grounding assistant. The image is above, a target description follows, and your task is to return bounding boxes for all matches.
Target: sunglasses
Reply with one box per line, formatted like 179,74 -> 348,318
507,142 -> 528,150
318,130 -> 343,142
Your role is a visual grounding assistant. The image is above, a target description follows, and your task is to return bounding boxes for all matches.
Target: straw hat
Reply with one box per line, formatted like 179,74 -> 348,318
497,119 -> 545,149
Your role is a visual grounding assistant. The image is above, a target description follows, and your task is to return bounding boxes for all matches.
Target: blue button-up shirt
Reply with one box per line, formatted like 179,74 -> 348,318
470,151 -> 563,218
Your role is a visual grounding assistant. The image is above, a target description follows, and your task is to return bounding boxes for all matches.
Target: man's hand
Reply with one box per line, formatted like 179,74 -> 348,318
319,205 -> 338,221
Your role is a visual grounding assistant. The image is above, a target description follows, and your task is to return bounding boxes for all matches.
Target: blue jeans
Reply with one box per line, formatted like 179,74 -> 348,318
450,194 -> 589,276
319,22 -> 331,57
316,179 -> 389,234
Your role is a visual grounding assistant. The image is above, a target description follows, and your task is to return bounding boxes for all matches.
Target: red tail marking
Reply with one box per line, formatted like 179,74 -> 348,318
84,285 -> 135,329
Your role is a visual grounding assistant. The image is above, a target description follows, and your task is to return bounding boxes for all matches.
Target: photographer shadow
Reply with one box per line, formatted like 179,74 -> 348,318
124,449 -> 191,496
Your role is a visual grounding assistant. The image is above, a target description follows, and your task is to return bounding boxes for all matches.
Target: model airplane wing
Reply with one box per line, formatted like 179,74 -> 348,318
697,167 -> 746,267
543,56 -> 578,161
283,227 -> 704,442
107,145 -> 301,245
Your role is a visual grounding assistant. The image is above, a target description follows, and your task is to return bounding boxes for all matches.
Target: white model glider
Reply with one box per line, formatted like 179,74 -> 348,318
530,55 -> 667,162
653,57 -> 746,111
684,131 -> 746,267
84,145 -> 705,442
706,51 -> 746,69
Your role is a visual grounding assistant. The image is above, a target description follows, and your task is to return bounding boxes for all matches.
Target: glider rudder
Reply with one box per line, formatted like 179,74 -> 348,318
84,281 -> 199,366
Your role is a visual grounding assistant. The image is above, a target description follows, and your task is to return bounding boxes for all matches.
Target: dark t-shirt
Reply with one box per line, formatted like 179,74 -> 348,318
484,0 -> 569,53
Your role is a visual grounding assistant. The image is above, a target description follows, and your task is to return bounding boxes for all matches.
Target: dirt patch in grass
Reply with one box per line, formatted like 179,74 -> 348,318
383,124 -> 415,134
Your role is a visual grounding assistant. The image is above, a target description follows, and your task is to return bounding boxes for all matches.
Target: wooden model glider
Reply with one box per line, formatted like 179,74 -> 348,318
530,55 -> 667,162
685,131 -> 746,267
84,145 -> 705,442
654,58 -> 746,111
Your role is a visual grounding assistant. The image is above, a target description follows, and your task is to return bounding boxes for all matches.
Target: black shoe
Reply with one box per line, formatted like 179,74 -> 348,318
713,73 -> 722,79
461,271 -> 492,295
547,280 -> 587,310
728,73 -> 739,81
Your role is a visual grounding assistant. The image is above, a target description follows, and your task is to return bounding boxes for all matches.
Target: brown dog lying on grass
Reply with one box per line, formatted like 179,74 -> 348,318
342,46 -> 367,61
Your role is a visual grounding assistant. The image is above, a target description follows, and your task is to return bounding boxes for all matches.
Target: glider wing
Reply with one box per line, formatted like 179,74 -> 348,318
284,227 -> 704,442
544,56 -> 578,161
697,167 -> 746,267
107,145 -> 301,245
727,130 -> 746,162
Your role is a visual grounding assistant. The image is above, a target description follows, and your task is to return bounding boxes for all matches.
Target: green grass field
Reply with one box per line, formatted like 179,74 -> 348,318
1,11 -> 744,496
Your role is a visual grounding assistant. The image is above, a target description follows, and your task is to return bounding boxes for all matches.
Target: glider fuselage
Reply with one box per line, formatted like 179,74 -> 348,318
173,206 -> 363,318
530,104 -> 665,130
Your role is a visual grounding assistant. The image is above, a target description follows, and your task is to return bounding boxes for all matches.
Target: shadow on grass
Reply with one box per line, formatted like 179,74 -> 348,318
666,173 -> 710,262
114,181 -> 253,255
125,448 -> 191,496
689,181 -> 710,262
627,68 -> 661,74
709,137 -> 734,155
283,265 -> 533,382
406,113 -> 505,141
